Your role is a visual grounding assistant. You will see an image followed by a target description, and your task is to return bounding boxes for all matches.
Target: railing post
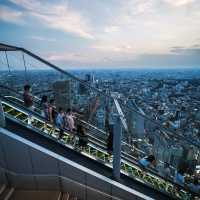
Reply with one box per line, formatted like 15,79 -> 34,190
0,100 -> 6,127
113,113 -> 122,180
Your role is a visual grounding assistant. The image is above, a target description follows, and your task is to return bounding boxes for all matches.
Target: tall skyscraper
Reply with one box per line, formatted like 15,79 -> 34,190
127,99 -> 145,139
53,80 -> 71,110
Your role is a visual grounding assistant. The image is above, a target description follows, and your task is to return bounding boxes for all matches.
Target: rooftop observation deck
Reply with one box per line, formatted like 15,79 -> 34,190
0,43 -> 200,200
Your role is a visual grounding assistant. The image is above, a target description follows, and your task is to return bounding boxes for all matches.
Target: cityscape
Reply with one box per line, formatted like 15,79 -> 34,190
1,0 -> 200,199
1,67 -> 200,173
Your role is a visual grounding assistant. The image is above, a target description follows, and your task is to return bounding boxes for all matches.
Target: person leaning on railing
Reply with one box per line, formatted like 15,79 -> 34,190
138,155 -> 157,171
48,99 -> 57,124
40,95 -> 49,120
23,84 -> 34,111
173,162 -> 200,197
23,84 -> 35,125
77,124 -> 88,151
162,162 -> 172,180
56,107 -> 65,140
188,177 -> 200,195
64,108 -> 76,132
174,168 -> 185,187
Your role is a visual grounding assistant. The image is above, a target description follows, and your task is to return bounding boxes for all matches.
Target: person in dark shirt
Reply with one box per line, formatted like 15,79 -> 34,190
189,177 -> 200,195
23,84 -> 33,110
48,99 -> 56,124
77,124 -> 88,150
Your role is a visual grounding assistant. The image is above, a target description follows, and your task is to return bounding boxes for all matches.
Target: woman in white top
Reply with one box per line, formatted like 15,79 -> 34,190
65,108 -> 75,132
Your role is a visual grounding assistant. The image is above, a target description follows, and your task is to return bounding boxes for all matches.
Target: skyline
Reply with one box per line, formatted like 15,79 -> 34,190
0,0 -> 200,69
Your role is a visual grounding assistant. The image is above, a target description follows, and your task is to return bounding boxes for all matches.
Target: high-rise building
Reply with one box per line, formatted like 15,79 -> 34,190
85,74 -> 91,82
53,80 -> 71,110
127,99 -> 145,139
79,81 -> 88,95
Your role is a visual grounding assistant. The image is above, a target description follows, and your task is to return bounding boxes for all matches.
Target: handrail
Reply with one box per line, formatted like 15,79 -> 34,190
1,44 -> 200,149
1,93 -> 147,159
1,83 -> 199,156
0,83 -> 197,175
0,44 -> 200,197
0,85 -> 147,156
2,97 -> 199,200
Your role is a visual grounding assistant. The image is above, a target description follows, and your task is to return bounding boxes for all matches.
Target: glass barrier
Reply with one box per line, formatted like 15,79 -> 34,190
0,47 -> 200,199
119,99 -> 200,169
0,49 -> 114,165
118,98 -> 200,199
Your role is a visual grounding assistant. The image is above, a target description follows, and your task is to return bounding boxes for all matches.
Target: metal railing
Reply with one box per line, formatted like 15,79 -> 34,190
1,97 -> 199,199
0,43 -> 200,199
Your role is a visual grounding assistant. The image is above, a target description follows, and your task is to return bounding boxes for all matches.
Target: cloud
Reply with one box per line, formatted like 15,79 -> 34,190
92,44 -> 134,53
192,44 -> 200,48
47,52 -> 79,62
164,0 -> 196,7
135,52 -> 200,67
46,43 -> 200,68
0,5 -> 24,24
30,36 -> 56,42
104,26 -> 120,33
8,0 -> 94,39
170,46 -> 185,53
135,1 -> 155,14
2,0 -> 200,68
170,46 -> 200,55
46,51 -> 109,67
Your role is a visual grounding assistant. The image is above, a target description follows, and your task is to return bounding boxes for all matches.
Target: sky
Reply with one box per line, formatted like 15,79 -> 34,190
0,0 -> 200,69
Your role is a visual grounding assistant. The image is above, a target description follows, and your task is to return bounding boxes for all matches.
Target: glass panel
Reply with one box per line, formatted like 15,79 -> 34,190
1,48 -> 199,199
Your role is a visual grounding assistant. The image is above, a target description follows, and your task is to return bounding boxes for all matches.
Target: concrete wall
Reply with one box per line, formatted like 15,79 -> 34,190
0,128 -> 152,200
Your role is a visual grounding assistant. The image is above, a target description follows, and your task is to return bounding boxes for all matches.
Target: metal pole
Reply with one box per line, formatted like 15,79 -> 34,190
0,100 -> 6,127
113,113 -> 122,180
5,51 -> 11,73
22,52 -> 28,83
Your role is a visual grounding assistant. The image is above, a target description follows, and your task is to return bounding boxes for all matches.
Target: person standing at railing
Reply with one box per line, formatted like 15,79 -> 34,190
162,162 -> 172,179
188,177 -> 200,195
65,108 -> 76,143
65,108 -> 75,132
138,155 -> 157,170
48,99 -> 57,124
174,168 -> 186,187
23,84 -> 34,125
40,95 -> 49,120
77,124 -> 88,151
56,107 -> 65,139
173,167 -> 188,196
23,84 -> 33,110
48,99 -> 57,134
